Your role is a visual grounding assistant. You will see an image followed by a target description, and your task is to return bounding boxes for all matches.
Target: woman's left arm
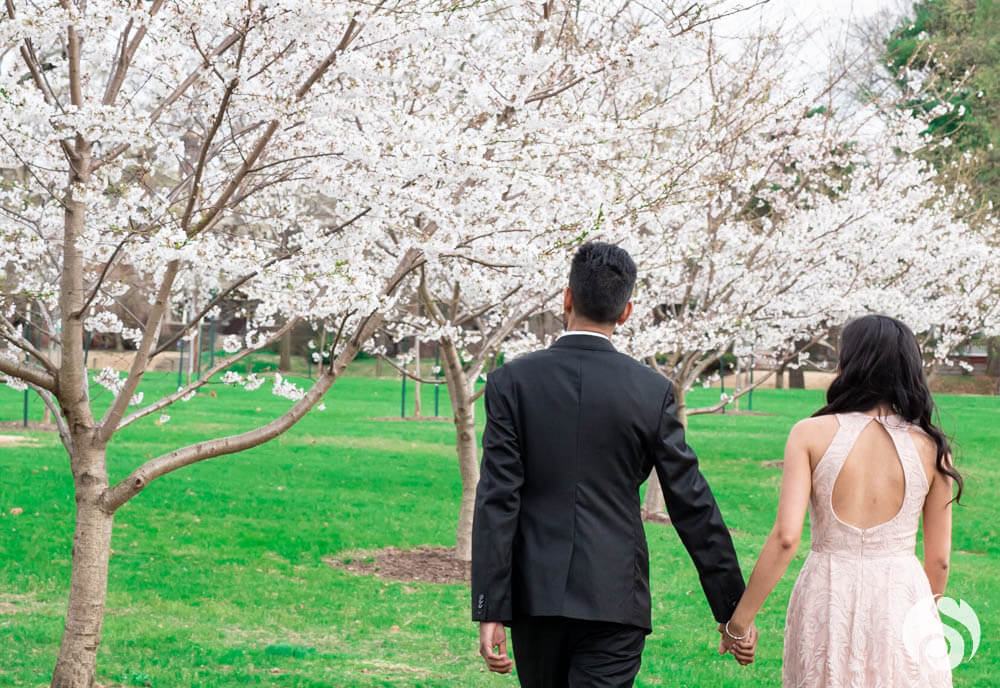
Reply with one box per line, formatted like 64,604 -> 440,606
921,465 -> 953,597
725,420 -> 814,638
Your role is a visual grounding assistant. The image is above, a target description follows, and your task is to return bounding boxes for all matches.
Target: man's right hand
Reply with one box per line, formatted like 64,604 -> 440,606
479,621 -> 514,674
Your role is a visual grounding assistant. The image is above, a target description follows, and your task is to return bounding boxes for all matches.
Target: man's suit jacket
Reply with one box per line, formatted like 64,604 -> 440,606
470,334 -> 745,631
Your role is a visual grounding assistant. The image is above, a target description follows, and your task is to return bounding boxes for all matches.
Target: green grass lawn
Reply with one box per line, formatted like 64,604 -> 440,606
0,367 -> 996,687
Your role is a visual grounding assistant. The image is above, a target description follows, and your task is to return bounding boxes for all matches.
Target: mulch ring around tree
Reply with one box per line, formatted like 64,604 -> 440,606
326,546 -> 469,585
0,421 -> 57,432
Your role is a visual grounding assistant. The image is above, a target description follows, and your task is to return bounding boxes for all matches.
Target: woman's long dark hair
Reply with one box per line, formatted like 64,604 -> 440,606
813,314 -> 963,502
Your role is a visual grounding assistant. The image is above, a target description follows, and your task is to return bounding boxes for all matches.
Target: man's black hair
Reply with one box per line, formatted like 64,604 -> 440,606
568,242 -> 637,324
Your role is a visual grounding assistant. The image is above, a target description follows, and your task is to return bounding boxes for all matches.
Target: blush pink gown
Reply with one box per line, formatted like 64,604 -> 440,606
783,412 -> 953,687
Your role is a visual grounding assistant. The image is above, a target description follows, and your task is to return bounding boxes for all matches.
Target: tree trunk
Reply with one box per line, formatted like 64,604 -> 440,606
774,364 -> 785,389
733,357 -> 742,411
439,338 -> 479,561
279,328 -> 292,372
787,366 -> 805,389
641,389 -> 686,524
987,336 -> 1000,378
51,445 -> 113,688
413,336 -> 422,417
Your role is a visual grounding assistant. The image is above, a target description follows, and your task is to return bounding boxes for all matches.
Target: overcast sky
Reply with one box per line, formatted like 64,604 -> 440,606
711,0 -> 914,98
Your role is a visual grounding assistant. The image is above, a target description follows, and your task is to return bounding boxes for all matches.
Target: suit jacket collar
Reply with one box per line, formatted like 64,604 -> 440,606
551,333 -> 617,353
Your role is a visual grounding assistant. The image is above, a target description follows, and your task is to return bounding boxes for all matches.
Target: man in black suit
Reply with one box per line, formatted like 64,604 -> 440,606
470,242 -> 754,686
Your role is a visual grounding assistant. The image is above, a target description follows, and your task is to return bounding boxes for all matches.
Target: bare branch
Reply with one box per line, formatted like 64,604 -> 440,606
146,31 -> 243,125
102,0 -> 165,105
181,76 -> 240,232
687,365 -> 780,415
71,231 -> 134,320
470,384 -> 486,403
96,260 -> 181,443
0,356 -> 57,392
27,383 -> 72,451
377,354 -> 445,385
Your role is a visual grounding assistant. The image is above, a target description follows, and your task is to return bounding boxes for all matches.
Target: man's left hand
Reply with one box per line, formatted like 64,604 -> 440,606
479,621 -> 514,674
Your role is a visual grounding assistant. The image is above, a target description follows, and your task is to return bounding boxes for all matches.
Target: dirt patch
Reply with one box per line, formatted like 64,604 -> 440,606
0,421 -> 56,433
326,546 -> 469,585
367,416 -> 453,423
930,375 -> 998,396
0,433 -> 41,446
761,460 -> 784,469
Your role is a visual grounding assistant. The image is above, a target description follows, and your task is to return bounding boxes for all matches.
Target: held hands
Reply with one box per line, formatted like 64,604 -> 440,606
717,620 -> 758,666
479,621 -> 514,674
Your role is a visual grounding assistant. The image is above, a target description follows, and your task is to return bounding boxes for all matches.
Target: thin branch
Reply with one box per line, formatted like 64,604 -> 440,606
439,253 -> 519,269
181,76 -> 240,232
71,231 -> 134,319
146,31 -> 242,125
27,383 -> 72,451
686,335 -> 824,415
687,365 -> 780,415
102,0 -> 165,105
189,15 -> 360,238
0,329 -> 59,377
377,354 -> 446,385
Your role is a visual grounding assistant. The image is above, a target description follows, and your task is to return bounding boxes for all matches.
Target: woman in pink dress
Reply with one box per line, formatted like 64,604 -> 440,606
721,314 -> 962,687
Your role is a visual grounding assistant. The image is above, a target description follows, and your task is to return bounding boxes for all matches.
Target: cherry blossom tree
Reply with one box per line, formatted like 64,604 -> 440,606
368,0 -> 780,559
0,0 -> 580,682
587,26 -> 1000,518
4,1 -> 993,684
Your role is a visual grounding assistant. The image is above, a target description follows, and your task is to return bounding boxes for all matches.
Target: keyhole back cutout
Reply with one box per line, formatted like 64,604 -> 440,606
831,419 -> 906,530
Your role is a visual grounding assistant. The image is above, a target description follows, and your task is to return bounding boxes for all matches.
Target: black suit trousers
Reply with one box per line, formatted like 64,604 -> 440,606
510,615 -> 646,688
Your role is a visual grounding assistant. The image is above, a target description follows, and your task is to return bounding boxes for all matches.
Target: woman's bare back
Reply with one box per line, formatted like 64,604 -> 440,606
801,413 -> 938,529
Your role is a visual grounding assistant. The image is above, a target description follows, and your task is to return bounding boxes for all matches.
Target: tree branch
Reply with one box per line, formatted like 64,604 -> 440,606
27,383 -> 72,451
98,248 -> 421,513
181,75 -> 240,232
0,315 -> 59,376
102,0 -> 165,105
117,318 -> 300,431
96,260 -> 180,443
151,207 -> 370,357
0,356 -> 56,392
377,354 -> 446,385
71,231 -> 134,320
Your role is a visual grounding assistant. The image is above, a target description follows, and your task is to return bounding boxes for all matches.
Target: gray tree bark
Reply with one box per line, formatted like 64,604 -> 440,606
787,366 -> 805,389
438,337 -> 479,561
51,122 -> 111,686
641,389 -> 687,523
987,336 -> 1000,378
50,445 -> 112,688
279,328 -> 292,371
